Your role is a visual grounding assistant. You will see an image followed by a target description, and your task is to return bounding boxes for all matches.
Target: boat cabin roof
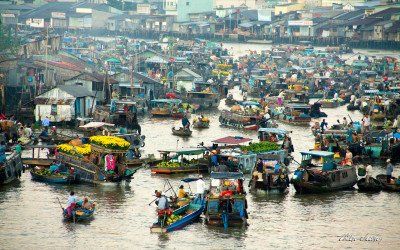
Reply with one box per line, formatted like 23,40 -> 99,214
210,172 -> 244,179
240,101 -> 261,106
151,99 -> 181,104
300,150 -> 334,158
258,128 -> 286,134
79,122 -> 115,128
158,148 -> 206,155
212,136 -> 252,145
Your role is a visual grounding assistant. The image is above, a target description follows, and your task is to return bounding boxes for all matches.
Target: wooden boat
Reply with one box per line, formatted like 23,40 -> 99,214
0,152 -> 24,186
376,174 -> 400,192
30,169 -> 75,183
22,158 -> 54,168
151,99 -> 185,117
151,149 -> 209,174
126,157 -> 163,167
206,172 -> 248,228
172,127 -> 192,136
357,177 -> 383,191
39,134 -> 73,144
57,137 -> 139,185
249,163 -> 290,193
271,104 -> 311,126
319,99 -> 345,108
193,118 -> 210,129
291,151 -> 357,193
150,202 -> 205,233
63,201 -> 95,222
184,82 -> 220,109
225,98 -> 238,106
219,102 -> 265,130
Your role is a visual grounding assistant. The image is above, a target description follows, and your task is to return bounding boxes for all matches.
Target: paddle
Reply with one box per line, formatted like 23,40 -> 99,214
57,197 -> 65,212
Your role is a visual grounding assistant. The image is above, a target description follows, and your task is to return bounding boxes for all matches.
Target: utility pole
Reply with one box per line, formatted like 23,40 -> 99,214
44,25 -> 48,93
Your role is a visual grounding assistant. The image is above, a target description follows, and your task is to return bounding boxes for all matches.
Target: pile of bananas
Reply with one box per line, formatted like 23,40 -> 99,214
189,159 -> 199,164
35,170 -> 68,176
166,214 -> 183,225
156,162 -> 189,168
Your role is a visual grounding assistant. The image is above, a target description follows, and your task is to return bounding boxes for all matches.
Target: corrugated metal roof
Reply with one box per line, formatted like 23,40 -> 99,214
58,85 -> 94,97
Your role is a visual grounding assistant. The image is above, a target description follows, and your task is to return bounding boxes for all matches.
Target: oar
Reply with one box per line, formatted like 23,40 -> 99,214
57,197 -> 65,212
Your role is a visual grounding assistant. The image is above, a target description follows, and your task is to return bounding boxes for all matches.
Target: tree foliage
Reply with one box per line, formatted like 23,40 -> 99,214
0,21 -> 20,55
107,0 -> 137,11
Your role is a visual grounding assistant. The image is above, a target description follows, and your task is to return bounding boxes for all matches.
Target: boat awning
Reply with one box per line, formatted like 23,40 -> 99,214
211,172 -> 244,179
300,150 -> 334,157
212,136 -> 252,145
181,178 -> 199,183
240,101 -> 261,106
363,130 -> 390,139
393,133 -> 400,139
258,128 -> 286,134
79,122 -> 115,128
158,148 -> 206,155
151,99 -> 181,104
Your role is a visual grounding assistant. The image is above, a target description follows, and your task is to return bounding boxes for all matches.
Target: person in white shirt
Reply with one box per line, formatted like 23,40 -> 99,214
67,191 -> 77,215
365,163 -> 372,183
264,112 -> 270,121
333,92 -> 338,101
196,175 -> 205,201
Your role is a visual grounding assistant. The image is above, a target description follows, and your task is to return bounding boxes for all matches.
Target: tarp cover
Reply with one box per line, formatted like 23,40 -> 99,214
79,122 -> 115,128
212,136 -> 252,145
211,172 -> 244,179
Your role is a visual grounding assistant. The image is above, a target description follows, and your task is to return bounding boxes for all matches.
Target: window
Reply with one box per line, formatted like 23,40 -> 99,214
186,2 -> 189,6
51,104 -> 57,115
75,82 -> 83,86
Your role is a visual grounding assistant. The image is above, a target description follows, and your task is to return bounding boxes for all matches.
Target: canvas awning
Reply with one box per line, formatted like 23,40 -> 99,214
212,136 -> 252,145
79,122 -> 115,128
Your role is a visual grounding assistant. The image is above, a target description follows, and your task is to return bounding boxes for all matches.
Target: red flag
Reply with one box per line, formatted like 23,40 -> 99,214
17,27 -> 21,31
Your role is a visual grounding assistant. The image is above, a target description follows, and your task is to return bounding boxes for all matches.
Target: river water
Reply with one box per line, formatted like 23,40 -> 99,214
1,43 -> 400,249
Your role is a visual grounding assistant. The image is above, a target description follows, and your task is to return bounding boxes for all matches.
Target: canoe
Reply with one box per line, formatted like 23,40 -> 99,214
376,174 -> 400,192
63,201 -> 95,222
150,203 -> 204,233
30,169 -> 74,183
357,177 -> 382,191
172,127 -> 192,136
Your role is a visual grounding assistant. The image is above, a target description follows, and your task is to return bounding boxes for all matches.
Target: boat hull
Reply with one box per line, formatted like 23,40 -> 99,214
357,178 -> 382,191
193,122 -> 210,128
376,174 -> 400,191
0,153 -> 24,186
171,128 -> 192,136
151,164 -> 208,174
30,169 -> 72,183
150,203 -> 204,233
292,167 -> 357,193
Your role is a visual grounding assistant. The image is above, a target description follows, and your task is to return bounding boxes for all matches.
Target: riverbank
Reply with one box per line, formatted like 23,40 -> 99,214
67,28 -> 400,51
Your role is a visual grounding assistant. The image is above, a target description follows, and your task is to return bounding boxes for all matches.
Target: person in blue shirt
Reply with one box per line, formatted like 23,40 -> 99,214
42,116 -> 50,132
119,126 -> 126,134
39,128 -> 48,137
50,160 -> 59,174
126,150 -> 134,159
182,116 -> 190,131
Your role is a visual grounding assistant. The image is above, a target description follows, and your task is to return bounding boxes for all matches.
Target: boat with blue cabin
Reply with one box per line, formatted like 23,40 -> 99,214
0,146 -> 24,186
205,172 -> 248,228
291,150 -> 357,193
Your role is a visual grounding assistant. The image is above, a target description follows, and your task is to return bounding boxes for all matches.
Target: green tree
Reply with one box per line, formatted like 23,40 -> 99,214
107,0 -> 137,11
0,21 -> 20,54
